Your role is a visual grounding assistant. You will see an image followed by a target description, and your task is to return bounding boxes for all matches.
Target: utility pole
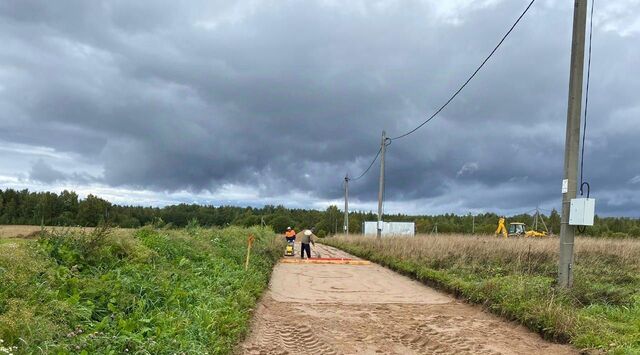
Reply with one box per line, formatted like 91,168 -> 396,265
344,174 -> 349,236
559,0 -> 588,289
472,214 -> 475,234
377,131 -> 387,239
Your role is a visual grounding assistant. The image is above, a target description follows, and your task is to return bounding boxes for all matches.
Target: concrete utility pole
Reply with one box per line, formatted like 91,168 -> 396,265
377,131 -> 387,239
559,0 -> 588,289
472,214 -> 475,234
344,175 -> 349,236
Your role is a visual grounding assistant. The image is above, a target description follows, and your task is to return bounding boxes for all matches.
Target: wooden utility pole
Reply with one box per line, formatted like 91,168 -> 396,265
559,0 -> 588,289
344,175 -> 349,236
377,131 -> 387,238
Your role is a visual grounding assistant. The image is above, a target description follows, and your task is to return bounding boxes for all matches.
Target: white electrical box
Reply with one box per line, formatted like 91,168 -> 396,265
569,198 -> 595,226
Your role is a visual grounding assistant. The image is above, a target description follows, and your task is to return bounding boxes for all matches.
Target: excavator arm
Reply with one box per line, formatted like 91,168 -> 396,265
495,218 -> 508,238
525,230 -> 547,238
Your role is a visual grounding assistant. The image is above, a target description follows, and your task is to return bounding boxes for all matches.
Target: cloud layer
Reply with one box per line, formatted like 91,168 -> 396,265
1,0 -> 639,216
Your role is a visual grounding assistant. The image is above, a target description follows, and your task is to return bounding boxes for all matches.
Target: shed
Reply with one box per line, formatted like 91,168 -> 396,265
362,221 -> 415,237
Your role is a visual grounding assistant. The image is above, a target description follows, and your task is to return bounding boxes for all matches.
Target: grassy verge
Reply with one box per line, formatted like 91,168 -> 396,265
0,225 -> 135,239
0,225 -> 283,354
322,235 -> 640,354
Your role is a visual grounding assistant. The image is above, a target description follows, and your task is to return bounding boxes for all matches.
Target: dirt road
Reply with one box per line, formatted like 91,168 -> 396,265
240,244 -> 575,355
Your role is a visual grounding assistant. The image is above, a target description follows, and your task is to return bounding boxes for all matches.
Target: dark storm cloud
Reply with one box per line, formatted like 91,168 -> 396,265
1,0 -> 639,215
30,159 -> 97,184
29,160 -> 67,183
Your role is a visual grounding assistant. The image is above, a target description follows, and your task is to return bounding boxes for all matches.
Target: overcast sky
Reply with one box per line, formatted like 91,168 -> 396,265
1,0 -> 639,216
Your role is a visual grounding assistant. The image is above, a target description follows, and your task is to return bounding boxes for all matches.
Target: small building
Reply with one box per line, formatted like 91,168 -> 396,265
362,221 -> 415,237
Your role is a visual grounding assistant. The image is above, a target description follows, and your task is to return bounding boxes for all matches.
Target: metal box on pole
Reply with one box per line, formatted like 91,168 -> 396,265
569,198 -> 595,226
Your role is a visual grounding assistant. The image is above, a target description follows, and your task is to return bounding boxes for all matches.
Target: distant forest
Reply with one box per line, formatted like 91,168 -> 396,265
0,188 -> 639,238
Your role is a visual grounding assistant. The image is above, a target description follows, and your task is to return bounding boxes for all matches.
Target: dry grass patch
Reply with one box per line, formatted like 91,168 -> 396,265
323,234 -> 640,353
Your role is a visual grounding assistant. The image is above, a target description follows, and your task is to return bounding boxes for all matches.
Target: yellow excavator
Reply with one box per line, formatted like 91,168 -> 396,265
495,215 -> 548,238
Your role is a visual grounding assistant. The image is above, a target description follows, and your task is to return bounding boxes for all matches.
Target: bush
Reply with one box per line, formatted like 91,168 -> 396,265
605,232 -> 630,239
38,226 -> 152,269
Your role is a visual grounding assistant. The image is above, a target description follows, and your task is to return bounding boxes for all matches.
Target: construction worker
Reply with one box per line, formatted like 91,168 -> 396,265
285,226 -> 296,243
297,229 -> 316,259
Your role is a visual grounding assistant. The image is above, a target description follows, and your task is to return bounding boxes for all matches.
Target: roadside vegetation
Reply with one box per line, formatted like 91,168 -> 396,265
0,225 -> 282,354
323,235 -> 640,354
2,188 -> 640,238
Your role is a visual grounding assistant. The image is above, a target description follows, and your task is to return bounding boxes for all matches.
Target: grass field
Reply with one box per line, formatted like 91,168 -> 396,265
0,225 -> 283,354
0,225 -> 134,239
323,234 -> 640,354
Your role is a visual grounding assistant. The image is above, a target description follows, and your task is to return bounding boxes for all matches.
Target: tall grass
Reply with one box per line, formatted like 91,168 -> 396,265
0,226 -> 283,354
323,234 -> 640,354
0,225 -> 134,239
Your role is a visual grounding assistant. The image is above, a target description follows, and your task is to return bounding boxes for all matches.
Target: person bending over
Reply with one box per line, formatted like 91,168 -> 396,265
298,229 -> 316,259
284,226 -> 296,243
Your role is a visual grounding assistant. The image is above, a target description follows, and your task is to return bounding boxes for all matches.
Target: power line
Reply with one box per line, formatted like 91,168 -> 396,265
510,208 -> 538,216
579,0 -> 595,197
349,146 -> 382,181
390,0 -> 537,141
536,207 -> 555,214
576,0 -> 596,235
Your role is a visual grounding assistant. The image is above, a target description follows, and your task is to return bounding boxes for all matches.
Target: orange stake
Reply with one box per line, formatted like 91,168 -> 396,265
245,234 -> 255,270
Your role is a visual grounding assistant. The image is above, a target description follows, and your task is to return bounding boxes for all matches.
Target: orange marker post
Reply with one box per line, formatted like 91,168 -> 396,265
245,234 -> 255,270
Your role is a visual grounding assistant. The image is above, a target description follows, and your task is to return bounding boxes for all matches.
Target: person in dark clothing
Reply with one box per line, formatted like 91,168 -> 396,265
297,229 -> 316,259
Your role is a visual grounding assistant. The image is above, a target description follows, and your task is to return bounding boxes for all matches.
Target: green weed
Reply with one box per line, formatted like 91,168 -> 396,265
0,226 -> 282,354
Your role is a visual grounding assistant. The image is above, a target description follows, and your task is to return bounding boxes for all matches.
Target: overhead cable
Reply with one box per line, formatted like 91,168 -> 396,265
578,0 -> 596,234
579,0 -> 595,198
349,146 -> 382,181
390,0 -> 537,141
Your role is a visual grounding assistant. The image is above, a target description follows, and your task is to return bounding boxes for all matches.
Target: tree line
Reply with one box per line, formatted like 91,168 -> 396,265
0,188 -> 639,238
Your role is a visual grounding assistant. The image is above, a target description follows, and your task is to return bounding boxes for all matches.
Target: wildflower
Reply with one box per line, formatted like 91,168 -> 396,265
0,338 -> 19,355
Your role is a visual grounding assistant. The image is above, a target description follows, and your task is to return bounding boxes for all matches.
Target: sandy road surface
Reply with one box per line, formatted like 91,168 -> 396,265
240,244 -> 575,355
